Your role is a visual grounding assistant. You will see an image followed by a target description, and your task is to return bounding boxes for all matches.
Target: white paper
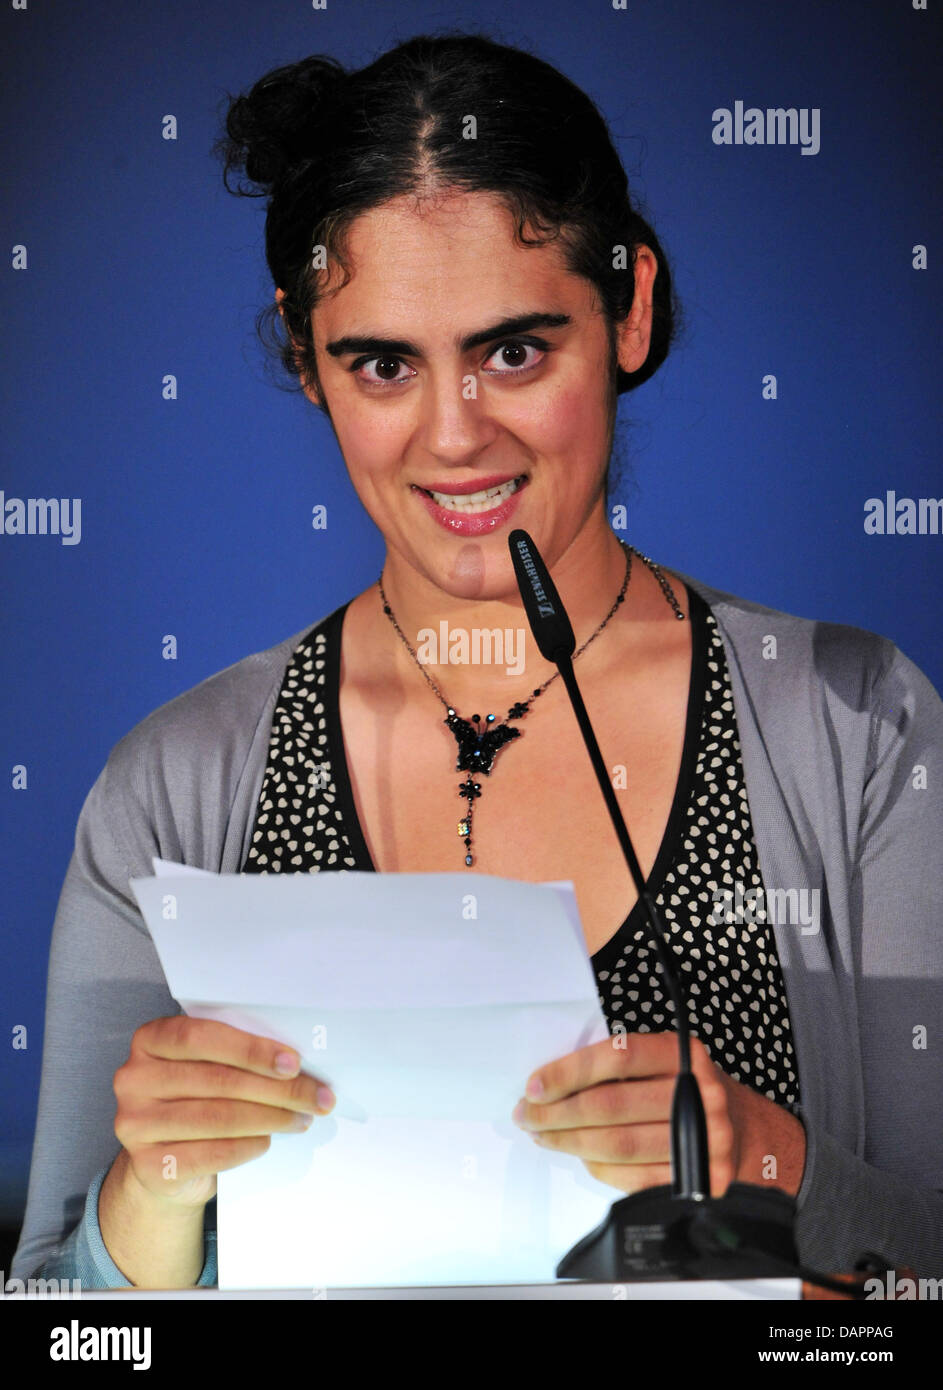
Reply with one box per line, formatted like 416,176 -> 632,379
131,861 -> 618,1287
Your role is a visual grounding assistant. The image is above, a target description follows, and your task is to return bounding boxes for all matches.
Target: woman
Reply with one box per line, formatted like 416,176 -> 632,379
11,33 -> 943,1290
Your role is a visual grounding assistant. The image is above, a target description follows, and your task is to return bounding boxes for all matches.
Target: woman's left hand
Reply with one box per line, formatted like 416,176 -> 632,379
511,1031 -> 807,1198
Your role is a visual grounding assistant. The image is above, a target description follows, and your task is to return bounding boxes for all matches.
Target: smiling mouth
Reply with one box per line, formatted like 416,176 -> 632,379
412,474 -> 527,514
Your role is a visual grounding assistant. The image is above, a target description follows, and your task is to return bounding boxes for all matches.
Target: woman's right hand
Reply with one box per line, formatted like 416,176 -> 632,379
113,1015 -> 335,1209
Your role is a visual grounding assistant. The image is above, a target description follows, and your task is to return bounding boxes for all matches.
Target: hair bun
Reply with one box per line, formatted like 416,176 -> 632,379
219,55 -> 347,192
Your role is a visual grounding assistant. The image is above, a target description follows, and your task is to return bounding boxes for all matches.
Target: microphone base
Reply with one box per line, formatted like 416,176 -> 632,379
555,1182 -> 798,1282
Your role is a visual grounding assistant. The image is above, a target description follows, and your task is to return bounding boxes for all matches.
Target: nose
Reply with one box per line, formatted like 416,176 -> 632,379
418,365 -> 500,466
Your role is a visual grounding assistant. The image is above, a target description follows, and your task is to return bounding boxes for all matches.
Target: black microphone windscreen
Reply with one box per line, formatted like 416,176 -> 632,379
508,530 -> 576,663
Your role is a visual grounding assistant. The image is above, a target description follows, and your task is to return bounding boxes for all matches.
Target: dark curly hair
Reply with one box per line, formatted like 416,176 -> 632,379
213,31 -> 682,411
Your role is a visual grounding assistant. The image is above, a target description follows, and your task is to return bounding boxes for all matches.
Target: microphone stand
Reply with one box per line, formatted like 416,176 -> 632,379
508,530 -> 802,1283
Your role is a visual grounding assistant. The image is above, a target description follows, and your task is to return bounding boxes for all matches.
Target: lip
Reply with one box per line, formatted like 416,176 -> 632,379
412,472 -> 524,497
411,475 -> 528,536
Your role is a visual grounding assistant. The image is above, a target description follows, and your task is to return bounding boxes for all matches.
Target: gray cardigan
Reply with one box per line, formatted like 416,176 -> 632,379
11,573 -> 943,1287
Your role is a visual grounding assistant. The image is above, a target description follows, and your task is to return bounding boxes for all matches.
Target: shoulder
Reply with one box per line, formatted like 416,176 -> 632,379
677,569 -> 904,702
675,571 -> 943,776
109,623 -> 315,765
92,605 -> 344,866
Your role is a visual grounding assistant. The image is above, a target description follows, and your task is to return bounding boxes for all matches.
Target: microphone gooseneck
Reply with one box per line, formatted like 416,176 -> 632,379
508,528 -> 710,1200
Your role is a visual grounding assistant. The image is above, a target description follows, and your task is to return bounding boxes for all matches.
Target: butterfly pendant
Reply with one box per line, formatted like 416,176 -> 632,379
444,710 -> 521,777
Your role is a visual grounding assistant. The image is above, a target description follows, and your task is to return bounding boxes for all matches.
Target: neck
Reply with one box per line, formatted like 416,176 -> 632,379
375,517 -> 635,711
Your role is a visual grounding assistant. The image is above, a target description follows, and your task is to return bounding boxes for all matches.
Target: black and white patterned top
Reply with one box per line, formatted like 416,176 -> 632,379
242,587 -> 800,1108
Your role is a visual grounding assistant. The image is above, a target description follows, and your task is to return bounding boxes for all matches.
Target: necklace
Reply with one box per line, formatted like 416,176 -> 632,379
378,540 -> 685,867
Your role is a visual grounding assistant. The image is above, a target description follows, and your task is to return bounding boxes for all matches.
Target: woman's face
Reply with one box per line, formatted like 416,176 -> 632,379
295,189 -> 655,603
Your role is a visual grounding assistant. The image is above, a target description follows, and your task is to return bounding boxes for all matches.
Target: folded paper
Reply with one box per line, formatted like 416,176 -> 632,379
130,860 -> 619,1288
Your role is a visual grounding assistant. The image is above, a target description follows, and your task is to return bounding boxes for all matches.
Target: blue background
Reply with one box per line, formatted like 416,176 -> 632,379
1,0 -> 940,1231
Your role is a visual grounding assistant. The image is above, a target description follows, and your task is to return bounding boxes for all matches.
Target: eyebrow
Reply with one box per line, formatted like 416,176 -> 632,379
324,312 -> 572,359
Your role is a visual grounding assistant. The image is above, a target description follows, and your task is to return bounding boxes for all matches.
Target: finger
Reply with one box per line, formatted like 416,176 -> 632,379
530,1111 -> 736,1184
118,1056 -> 334,1116
132,1136 -> 273,1189
522,1030 -> 728,1113
116,1096 -> 322,1148
533,1121 -> 672,1165
133,1016 -> 305,1080
524,1030 -> 684,1106
515,1075 -> 676,1133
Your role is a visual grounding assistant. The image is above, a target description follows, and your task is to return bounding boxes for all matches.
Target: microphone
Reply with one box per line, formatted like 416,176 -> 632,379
508,529 -> 802,1283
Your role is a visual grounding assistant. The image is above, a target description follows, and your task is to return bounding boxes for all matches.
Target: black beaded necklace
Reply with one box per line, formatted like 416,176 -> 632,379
377,541 -> 684,867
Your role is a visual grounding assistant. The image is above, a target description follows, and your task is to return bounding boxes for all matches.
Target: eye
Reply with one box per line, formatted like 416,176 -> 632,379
481,339 -> 548,375
347,336 -> 551,387
350,355 -> 416,387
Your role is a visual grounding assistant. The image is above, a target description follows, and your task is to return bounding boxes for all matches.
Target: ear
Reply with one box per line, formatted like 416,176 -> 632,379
614,246 -> 658,377
275,287 -> 326,410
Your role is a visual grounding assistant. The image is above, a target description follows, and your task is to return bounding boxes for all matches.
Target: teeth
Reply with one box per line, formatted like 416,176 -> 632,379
424,476 -> 524,513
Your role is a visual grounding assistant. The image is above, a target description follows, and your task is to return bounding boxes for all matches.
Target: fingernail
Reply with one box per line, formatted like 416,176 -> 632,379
512,1101 -> 526,1124
525,1076 -> 544,1100
292,1112 -> 315,1130
275,1052 -> 299,1075
316,1085 -> 335,1111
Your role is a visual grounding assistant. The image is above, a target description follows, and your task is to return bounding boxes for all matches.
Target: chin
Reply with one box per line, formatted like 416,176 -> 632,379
426,544 -> 525,604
